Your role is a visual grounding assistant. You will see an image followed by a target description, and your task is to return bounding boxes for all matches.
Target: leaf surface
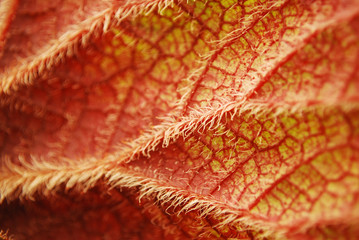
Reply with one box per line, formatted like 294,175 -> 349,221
0,0 -> 359,239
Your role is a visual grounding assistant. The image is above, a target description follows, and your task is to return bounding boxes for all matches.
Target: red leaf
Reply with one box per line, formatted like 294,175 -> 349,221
0,0 -> 359,239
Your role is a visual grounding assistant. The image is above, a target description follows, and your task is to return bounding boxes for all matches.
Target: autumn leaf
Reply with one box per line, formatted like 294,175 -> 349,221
0,0 -> 359,239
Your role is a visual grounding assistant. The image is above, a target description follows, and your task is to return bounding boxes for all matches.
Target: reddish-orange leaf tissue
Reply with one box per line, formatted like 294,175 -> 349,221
0,0 -> 359,239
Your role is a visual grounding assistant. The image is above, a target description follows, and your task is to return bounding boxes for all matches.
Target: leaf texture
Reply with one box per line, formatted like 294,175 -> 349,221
0,0 -> 359,239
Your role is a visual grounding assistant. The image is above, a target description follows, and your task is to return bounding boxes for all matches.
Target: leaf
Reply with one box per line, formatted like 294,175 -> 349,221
0,0 -> 359,239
